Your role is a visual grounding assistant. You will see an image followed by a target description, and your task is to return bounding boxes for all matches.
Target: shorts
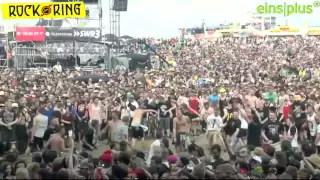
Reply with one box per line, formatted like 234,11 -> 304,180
175,132 -> 187,146
184,113 -> 198,120
148,116 -> 157,130
159,117 -> 170,130
0,126 -> 16,143
206,131 -> 224,145
131,126 -> 144,139
237,128 -> 247,138
64,124 -> 73,138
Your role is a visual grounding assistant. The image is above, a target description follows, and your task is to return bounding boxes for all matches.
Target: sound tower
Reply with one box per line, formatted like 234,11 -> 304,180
113,0 -> 128,11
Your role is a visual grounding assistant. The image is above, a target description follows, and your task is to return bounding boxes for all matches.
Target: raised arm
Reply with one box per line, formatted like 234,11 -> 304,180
142,109 -> 158,114
173,118 -> 177,139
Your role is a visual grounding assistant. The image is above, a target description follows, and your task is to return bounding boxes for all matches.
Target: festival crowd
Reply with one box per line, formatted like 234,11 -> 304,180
0,35 -> 320,179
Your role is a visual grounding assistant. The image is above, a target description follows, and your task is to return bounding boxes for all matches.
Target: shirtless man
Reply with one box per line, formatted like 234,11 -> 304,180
102,112 -> 129,145
173,109 -> 191,153
131,108 -> 157,147
45,126 -> 70,155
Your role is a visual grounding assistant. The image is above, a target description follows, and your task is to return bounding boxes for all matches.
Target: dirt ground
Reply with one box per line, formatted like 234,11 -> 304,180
20,134 -> 230,162
92,134 -> 230,159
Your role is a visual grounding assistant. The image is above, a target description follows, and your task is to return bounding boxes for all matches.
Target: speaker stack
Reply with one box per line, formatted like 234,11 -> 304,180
112,0 -> 128,11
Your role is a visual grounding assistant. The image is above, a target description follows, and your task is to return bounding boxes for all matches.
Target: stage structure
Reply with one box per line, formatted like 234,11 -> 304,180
0,28 -> 14,71
0,28 -> 8,70
12,26 -> 109,69
109,0 -> 128,52
12,0 -> 107,69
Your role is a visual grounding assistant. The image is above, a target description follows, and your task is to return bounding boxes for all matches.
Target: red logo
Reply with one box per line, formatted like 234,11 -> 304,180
15,27 -> 45,42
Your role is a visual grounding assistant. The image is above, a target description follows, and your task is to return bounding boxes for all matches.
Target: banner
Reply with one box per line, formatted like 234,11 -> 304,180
307,29 -> 320,35
268,26 -> 300,33
15,26 -> 45,42
45,27 -> 74,41
73,28 -> 101,41
52,0 -> 98,3
1,2 -> 86,19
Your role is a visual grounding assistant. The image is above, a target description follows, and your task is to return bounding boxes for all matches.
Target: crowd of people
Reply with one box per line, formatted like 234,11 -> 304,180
0,35 -> 320,179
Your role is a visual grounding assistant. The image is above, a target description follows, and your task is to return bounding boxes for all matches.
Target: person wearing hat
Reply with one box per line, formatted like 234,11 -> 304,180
100,152 -> 113,168
133,151 -> 148,169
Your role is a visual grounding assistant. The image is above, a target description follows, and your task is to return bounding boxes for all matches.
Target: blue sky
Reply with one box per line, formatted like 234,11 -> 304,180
0,0 -> 320,37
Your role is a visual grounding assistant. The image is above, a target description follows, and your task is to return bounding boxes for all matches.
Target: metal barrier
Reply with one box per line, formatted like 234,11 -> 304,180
13,46 -> 46,68
0,59 -> 8,69
13,45 -> 108,68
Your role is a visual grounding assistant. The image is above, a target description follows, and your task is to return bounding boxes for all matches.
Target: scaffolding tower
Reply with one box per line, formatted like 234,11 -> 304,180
10,0 -> 105,69
0,33 -> 11,71
109,0 -> 121,52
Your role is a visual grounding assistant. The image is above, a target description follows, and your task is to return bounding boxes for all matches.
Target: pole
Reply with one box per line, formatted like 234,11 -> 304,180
73,27 -> 76,58
117,12 -> 120,53
144,43 -> 171,67
45,40 -> 48,68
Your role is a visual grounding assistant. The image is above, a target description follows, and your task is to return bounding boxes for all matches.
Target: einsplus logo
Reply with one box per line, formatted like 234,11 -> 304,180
256,1 -> 320,16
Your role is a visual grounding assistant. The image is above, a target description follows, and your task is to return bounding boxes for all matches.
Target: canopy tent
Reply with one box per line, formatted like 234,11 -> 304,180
120,35 -> 133,39
110,53 -> 149,71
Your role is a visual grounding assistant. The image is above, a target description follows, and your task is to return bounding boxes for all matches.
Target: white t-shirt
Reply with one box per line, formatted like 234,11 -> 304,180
307,113 -> 317,136
317,124 -> 320,146
147,139 -> 161,165
206,115 -> 222,131
240,116 -> 248,129
53,64 -> 62,72
288,126 -> 298,148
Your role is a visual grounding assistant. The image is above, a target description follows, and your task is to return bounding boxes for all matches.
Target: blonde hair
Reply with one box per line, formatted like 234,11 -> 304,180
26,162 -> 40,173
15,167 -> 29,179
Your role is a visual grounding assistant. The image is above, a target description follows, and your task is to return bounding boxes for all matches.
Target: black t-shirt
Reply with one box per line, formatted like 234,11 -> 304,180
0,110 -> 16,124
291,101 -> 306,124
76,104 -> 87,119
288,125 -> 297,137
247,114 -> 262,147
210,157 -> 225,169
226,118 -> 241,135
219,98 -> 227,117
158,101 -> 172,118
145,100 -> 158,111
43,128 -> 55,141
52,111 -> 62,120
263,120 -> 283,143
262,104 -> 271,119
